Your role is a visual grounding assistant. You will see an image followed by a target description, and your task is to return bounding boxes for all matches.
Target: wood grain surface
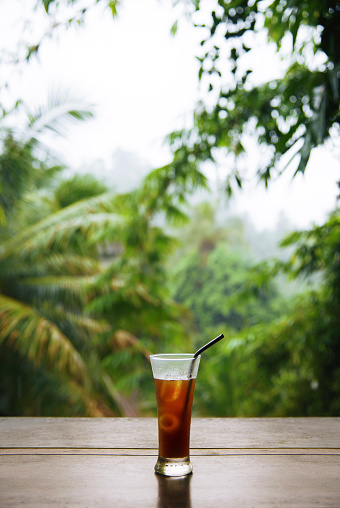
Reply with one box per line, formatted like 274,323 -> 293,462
0,454 -> 339,507
1,417 -> 339,449
0,417 -> 339,507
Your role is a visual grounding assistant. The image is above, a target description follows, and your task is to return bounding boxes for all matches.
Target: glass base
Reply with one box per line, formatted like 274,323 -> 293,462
154,456 -> 193,477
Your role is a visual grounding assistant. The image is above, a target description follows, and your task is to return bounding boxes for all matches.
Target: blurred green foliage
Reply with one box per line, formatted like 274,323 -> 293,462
1,106 -> 339,419
165,0 -> 340,191
169,203 -> 290,337
0,98 -> 193,417
0,0 -> 339,418
198,210 -> 340,417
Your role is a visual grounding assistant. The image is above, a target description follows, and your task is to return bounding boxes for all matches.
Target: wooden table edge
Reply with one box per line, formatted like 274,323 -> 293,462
1,448 -> 339,456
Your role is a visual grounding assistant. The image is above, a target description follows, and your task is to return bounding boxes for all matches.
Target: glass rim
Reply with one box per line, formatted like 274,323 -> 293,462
150,353 -> 198,360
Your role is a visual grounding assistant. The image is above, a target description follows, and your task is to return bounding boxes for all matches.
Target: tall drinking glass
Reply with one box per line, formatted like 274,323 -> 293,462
150,354 -> 200,477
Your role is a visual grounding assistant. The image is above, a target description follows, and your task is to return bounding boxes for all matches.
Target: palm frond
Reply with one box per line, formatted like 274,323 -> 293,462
1,190 -> 120,239
23,89 -> 94,145
19,213 -> 123,258
55,173 -> 108,208
86,277 -> 168,318
0,294 -> 86,381
50,309 -> 110,336
3,275 -> 97,313
17,273 -> 94,290
0,193 -> 126,261
0,254 -> 101,278
111,329 -> 151,361
38,306 -> 110,352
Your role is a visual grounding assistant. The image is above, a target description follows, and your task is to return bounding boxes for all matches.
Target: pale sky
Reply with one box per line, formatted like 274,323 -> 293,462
0,0 -> 339,231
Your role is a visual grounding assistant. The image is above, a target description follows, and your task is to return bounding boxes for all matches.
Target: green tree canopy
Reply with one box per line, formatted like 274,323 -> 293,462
191,210 -> 340,417
1,0 -> 339,420
0,93 -> 195,417
164,0 -> 340,193
16,0 -> 338,199
176,0 -> 339,191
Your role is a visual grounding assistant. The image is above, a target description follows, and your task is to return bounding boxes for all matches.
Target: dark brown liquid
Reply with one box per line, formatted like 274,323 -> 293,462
154,378 -> 196,459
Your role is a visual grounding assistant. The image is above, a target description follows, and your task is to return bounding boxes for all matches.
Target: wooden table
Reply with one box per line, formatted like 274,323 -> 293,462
0,417 -> 339,507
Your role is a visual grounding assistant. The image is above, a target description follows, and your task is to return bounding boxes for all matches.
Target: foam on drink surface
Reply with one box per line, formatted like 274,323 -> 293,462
151,355 -> 199,381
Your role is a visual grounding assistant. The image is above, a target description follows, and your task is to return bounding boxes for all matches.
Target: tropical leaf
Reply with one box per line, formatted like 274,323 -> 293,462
0,254 -> 101,279
0,192 -> 126,261
6,274 -> 95,311
42,0 -> 54,13
18,213 -> 124,257
0,205 -> 6,226
55,173 -> 108,208
107,0 -> 119,18
38,306 -> 110,353
23,89 -> 94,146
0,294 -> 86,381
111,329 -> 151,359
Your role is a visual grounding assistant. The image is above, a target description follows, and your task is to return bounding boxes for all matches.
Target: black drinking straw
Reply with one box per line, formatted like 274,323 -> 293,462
187,333 -> 225,380
183,333 -> 225,419
193,333 -> 225,358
